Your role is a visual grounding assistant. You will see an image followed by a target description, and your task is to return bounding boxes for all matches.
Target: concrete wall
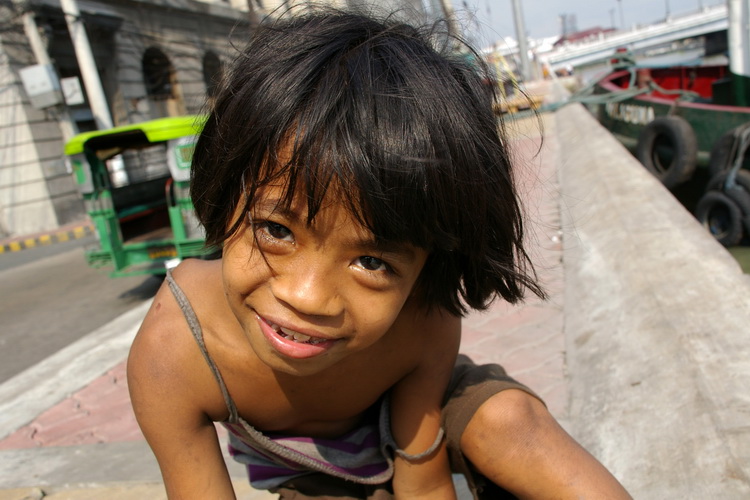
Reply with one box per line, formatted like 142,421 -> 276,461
0,18 -> 73,238
556,103 -> 750,497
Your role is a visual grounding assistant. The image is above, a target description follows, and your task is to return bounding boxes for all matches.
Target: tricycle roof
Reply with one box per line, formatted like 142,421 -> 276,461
64,115 -> 205,156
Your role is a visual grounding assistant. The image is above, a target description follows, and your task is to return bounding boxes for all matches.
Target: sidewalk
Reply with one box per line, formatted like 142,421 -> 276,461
0,108 -> 566,499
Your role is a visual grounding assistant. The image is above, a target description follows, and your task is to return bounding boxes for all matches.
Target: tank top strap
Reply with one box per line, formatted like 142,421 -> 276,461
165,269 -> 239,423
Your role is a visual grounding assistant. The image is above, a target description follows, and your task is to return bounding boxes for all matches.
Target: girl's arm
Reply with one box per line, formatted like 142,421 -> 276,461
389,310 -> 461,500
127,290 -> 236,499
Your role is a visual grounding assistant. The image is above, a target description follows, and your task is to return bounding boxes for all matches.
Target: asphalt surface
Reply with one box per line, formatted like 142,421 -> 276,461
0,236 -> 161,384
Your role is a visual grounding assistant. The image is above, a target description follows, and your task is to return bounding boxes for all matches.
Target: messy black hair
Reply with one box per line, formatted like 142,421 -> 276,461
191,8 -> 545,316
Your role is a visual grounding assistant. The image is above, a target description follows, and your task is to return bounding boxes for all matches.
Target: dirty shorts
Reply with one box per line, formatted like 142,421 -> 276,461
269,354 -> 542,500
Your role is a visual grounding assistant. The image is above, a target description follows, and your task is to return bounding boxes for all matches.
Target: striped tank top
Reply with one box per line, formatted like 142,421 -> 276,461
165,271 -> 442,490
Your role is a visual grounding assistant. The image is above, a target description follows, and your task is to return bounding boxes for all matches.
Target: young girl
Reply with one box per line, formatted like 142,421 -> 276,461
127,9 -> 631,499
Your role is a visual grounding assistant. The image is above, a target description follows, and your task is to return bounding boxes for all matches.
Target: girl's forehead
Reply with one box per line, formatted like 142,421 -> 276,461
253,179 -> 366,230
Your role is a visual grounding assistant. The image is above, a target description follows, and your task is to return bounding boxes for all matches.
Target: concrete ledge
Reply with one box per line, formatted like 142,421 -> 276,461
556,103 -> 750,497
0,223 -> 94,254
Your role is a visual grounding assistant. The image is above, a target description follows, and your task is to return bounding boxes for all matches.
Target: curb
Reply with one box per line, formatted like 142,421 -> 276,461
0,223 -> 94,254
557,103 -> 750,497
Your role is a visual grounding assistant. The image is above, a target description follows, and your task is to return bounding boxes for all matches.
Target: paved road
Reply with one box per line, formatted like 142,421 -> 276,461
0,240 -> 161,383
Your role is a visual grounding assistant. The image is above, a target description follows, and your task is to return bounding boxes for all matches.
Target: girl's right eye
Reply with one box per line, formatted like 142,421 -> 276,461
255,221 -> 294,243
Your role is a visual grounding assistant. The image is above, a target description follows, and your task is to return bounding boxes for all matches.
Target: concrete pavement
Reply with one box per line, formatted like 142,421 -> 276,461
1,89 -> 749,498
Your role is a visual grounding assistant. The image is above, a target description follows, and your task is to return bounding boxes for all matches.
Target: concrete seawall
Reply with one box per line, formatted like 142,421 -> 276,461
556,103 -> 750,497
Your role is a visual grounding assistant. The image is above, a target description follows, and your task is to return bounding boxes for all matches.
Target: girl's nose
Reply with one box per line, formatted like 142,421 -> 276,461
270,259 -> 345,318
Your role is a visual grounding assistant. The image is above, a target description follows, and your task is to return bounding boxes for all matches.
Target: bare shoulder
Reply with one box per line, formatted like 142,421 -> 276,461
169,258 -> 224,294
127,258 -> 227,420
393,303 -> 461,371
130,259 -> 221,369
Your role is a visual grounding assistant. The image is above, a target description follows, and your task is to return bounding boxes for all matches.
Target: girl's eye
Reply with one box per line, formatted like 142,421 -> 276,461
355,256 -> 389,272
258,221 -> 294,242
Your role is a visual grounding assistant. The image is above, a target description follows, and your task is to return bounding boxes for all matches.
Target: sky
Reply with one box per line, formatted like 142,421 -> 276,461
449,0 -> 726,44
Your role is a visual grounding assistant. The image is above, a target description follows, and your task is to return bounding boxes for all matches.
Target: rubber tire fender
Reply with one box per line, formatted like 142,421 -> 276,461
636,115 -> 698,189
706,169 -> 750,234
708,122 -> 750,178
694,190 -> 744,247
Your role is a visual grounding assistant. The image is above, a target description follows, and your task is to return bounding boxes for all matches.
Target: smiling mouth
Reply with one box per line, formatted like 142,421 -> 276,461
269,323 -> 329,345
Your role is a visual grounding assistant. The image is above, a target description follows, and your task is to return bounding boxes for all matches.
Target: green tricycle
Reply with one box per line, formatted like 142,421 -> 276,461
65,116 -> 215,277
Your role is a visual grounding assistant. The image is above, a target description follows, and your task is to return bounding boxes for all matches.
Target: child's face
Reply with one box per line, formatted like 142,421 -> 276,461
222,180 -> 429,377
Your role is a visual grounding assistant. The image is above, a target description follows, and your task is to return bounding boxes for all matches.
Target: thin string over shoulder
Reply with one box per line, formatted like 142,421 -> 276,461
165,269 -> 239,423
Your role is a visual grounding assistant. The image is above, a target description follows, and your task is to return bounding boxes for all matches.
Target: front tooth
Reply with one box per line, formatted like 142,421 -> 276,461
279,327 -> 310,342
279,326 -> 294,337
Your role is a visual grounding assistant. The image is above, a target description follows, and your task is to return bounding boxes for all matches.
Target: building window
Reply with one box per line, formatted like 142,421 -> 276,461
142,47 -> 174,101
202,51 -> 223,98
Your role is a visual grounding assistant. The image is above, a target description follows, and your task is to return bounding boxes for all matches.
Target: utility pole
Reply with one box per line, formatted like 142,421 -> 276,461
510,0 -> 531,82
617,0 -> 625,30
60,0 -> 113,130
428,0 -> 443,18
438,0 -> 460,41
245,0 -> 260,25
